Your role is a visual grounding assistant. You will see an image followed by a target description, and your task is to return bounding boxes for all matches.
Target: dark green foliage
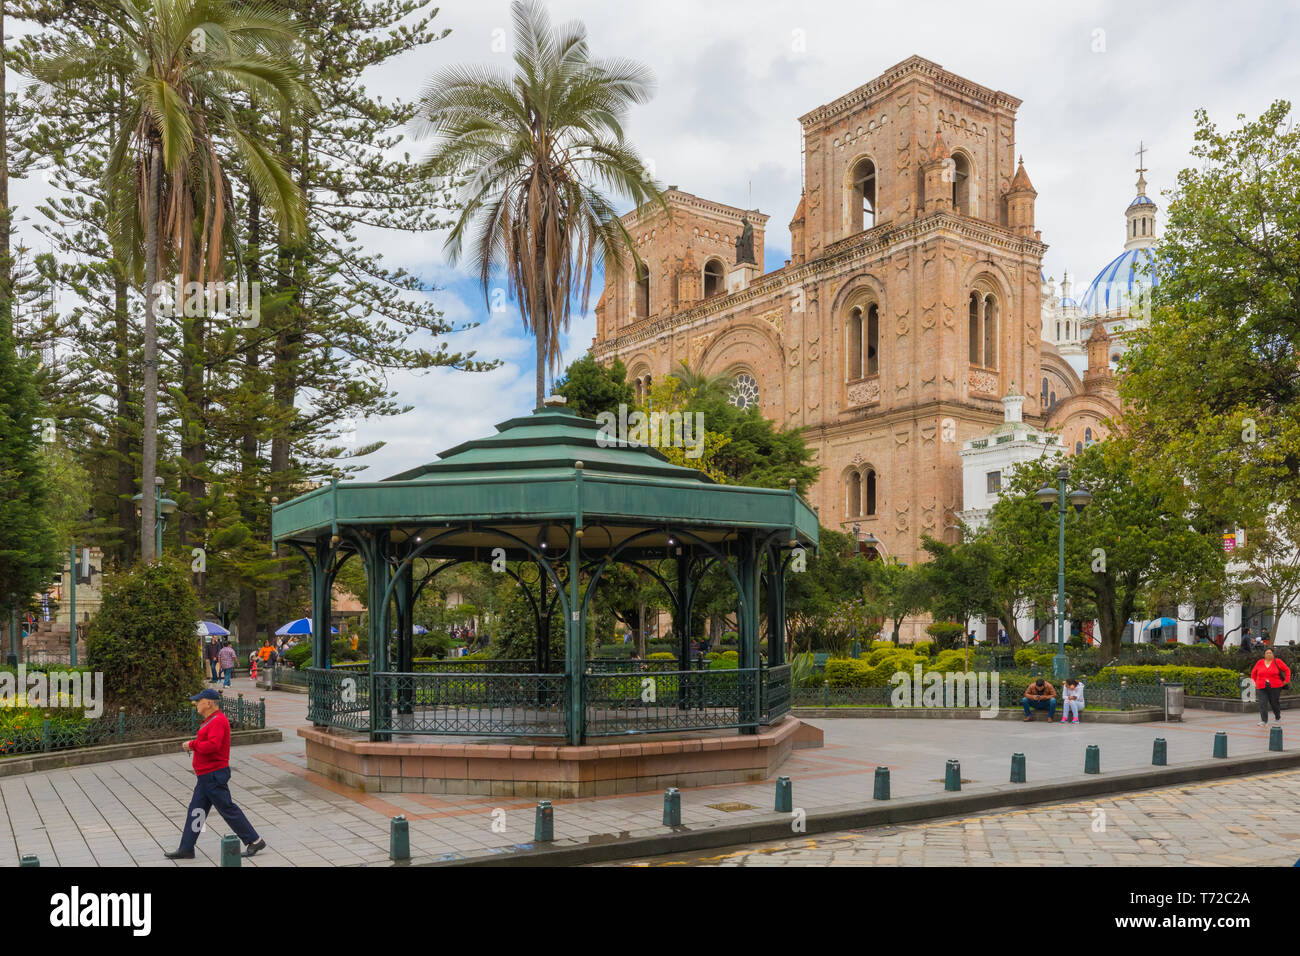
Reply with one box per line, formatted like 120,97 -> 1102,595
86,561 -> 203,714
490,586 -> 565,661
282,643 -> 312,669
553,355 -> 634,419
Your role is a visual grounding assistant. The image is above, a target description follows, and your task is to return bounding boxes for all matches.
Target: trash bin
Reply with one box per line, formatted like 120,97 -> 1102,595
1163,682 -> 1184,722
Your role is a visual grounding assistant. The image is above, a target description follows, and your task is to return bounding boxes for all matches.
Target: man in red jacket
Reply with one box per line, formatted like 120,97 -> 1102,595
165,689 -> 266,860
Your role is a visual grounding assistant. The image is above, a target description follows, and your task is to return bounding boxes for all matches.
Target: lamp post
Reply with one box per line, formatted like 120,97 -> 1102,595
1036,466 -> 1092,678
133,476 -> 179,559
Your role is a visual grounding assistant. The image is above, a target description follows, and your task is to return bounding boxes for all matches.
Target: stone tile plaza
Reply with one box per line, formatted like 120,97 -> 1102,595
3,0 -> 1300,935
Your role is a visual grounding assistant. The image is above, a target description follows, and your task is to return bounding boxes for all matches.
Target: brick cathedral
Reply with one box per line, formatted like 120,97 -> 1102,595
590,55 -> 1122,567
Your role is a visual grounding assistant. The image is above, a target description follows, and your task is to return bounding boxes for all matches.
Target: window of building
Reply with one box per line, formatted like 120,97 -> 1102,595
851,158 -> 876,232
635,262 -> 650,318
865,469 -> 877,516
969,290 -> 998,368
847,471 -> 862,517
1084,427 -> 1093,445
1075,441 -> 1083,454
847,308 -> 863,380
703,258 -> 724,299
1050,390 -> 1056,406
729,373 -> 759,410
866,304 -> 879,376
986,471 -> 1002,495
951,152 -> 971,215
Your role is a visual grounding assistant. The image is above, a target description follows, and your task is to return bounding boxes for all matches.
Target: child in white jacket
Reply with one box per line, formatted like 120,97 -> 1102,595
1061,678 -> 1085,723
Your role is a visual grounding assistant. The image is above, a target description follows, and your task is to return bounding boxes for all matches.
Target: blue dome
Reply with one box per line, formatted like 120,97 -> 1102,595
1127,195 -> 1157,210
1079,247 -> 1161,316
1061,296 -> 1080,309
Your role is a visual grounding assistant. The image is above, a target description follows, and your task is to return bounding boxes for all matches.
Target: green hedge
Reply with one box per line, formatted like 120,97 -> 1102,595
647,652 -> 676,661
1095,665 -> 1241,697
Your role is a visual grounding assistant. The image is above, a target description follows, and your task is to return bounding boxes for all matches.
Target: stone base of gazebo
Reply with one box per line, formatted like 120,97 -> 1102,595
298,719 -> 823,797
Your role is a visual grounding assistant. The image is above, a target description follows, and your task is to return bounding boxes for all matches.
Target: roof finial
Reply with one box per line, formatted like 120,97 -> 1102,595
1135,141 -> 1148,195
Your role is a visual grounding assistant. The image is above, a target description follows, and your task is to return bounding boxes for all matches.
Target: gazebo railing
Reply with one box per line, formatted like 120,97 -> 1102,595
371,671 -> 568,737
583,667 -> 761,736
306,662 -> 790,738
306,667 -> 371,732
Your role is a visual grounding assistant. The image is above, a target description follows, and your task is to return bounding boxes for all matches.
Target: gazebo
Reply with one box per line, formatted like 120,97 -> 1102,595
272,404 -> 821,794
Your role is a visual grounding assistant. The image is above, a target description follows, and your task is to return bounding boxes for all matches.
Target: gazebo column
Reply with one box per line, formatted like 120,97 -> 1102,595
308,537 -> 333,727
766,547 -> 787,667
366,531 -> 392,741
536,569 -> 549,675
737,534 -> 760,734
394,558 -> 414,716
565,523 -> 585,745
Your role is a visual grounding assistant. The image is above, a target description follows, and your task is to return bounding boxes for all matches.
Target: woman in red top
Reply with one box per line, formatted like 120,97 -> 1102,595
1250,648 -> 1292,726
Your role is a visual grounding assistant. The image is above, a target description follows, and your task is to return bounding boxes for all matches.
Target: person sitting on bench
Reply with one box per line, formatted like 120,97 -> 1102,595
1022,677 -> 1058,722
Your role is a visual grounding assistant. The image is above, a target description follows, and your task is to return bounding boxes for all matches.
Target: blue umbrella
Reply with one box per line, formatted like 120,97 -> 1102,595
275,617 -> 338,636
1141,617 -> 1177,631
197,620 -> 230,637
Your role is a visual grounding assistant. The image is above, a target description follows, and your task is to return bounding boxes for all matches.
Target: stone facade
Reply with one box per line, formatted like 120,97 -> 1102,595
593,56 -> 1054,567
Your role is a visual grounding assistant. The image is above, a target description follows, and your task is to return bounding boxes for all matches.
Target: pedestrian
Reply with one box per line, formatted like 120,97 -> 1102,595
1250,647 -> 1291,727
204,638 -> 220,682
164,689 -> 266,860
217,641 -> 237,688
1060,678 -> 1085,723
1241,627 -> 1254,653
1021,677 -> 1058,722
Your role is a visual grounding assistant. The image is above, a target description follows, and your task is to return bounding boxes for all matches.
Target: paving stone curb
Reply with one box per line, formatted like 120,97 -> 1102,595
420,748 -> 1300,867
0,729 -> 282,777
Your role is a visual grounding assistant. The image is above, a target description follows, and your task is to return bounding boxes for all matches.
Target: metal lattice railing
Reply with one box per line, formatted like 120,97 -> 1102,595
0,694 -> 266,757
306,667 -> 371,732
583,667 -> 760,736
762,664 -> 791,723
371,671 -> 567,737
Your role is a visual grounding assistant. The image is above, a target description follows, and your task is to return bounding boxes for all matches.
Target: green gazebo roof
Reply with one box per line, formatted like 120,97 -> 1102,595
271,406 -> 819,556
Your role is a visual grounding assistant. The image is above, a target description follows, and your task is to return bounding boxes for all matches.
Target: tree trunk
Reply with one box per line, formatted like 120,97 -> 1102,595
637,599 -> 646,657
238,191 -> 262,648
140,143 -> 161,563
535,309 -> 547,408
113,273 -> 135,565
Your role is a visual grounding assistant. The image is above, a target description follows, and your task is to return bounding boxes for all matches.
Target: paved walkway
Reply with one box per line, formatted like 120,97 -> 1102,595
603,770 -> 1300,866
0,685 -> 1287,866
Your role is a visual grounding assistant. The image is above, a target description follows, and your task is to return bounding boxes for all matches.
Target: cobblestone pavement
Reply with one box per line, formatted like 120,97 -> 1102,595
605,771 -> 1300,866
0,685 -> 1291,866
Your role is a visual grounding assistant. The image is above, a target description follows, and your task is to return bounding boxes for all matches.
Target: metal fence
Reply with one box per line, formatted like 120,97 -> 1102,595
791,677 -> 1167,710
0,694 -> 266,757
304,662 -> 791,738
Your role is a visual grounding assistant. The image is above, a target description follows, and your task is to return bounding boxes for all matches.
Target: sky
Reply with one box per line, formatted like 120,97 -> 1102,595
16,0 -> 1300,479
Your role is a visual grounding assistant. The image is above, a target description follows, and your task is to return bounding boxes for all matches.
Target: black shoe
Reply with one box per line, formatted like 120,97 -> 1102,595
164,849 -> 195,860
242,839 -> 266,858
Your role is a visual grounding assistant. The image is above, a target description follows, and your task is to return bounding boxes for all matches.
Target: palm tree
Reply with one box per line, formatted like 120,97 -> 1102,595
36,0 -> 316,562
669,359 -> 730,405
415,0 -> 666,409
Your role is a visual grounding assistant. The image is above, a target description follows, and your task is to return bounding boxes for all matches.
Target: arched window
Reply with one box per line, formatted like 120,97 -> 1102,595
969,290 -> 998,368
1050,390 -> 1056,406
866,304 -> 879,376
851,158 -> 876,232
703,258 -> 725,299
847,471 -> 862,517
951,152 -> 972,215
1075,441 -> 1083,454
865,468 -> 877,516
968,292 -> 981,364
847,308 -> 863,380
1056,321 -> 1061,340
1041,377 -> 1049,406
983,294 -> 998,369
635,262 -> 650,318
1084,427 -> 1093,444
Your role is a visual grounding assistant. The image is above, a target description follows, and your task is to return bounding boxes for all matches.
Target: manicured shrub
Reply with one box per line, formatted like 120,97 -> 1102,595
910,640 -> 934,658
925,622 -> 965,650
283,644 -> 313,669
86,561 -> 203,715
647,652 -> 676,661
824,658 -> 868,687
1094,665 -> 1240,697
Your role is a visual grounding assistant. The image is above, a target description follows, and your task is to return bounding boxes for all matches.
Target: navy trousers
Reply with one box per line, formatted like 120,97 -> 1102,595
1022,697 -> 1057,719
177,767 -> 259,852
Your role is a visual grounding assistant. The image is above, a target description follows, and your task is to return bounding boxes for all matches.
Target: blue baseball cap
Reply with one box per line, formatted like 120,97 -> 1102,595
189,689 -> 222,702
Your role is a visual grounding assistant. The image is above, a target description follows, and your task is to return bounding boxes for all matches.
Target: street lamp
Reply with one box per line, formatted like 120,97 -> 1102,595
132,476 -> 179,558
1036,466 -> 1092,678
